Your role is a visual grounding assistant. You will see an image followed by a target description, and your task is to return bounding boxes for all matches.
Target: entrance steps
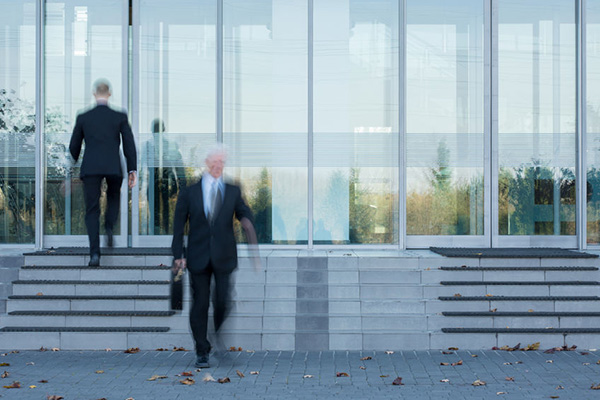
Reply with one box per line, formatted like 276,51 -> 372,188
0,249 -> 599,350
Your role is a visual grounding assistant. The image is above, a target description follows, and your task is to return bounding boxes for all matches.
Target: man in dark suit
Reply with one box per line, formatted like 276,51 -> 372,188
69,79 -> 137,266
171,145 -> 255,368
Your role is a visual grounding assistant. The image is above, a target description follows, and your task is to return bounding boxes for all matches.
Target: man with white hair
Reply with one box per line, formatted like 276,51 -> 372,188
171,144 -> 255,368
69,79 -> 137,266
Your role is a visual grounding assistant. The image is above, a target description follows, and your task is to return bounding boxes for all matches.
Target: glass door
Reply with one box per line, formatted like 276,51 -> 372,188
43,0 -> 129,248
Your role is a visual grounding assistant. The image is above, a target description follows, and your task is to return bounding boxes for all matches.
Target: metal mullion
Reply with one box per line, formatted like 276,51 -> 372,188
577,0 -> 587,249
131,0 -> 140,247
308,0 -> 314,249
490,0 -> 499,247
399,0 -> 406,250
120,0 -> 130,246
484,0 -> 492,247
217,0 -> 223,143
35,0 -> 45,250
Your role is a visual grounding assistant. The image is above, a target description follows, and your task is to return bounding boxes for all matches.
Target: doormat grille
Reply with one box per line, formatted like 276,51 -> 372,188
430,247 -> 598,258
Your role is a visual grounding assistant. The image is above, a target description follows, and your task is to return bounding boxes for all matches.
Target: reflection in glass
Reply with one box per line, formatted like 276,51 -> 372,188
497,0 -> 576,235
314,0 -> 399,244
0,1 -> 36,243
44,0 -> 125,236
406,0 -> 484,235
138,0 -> 217,235
224,0 -> 308,244
587,1 -> 600,244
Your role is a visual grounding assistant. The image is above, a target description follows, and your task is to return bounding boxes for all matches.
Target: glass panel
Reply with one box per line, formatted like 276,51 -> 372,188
313,0 -> 399,244
588,0 -> 600,244
223,0 -> 308,244
497,0 -> 576,236
406,0 -> 484,235
0,1 -> 36,243
44,0 -> 125,235
138,0 -> 216,235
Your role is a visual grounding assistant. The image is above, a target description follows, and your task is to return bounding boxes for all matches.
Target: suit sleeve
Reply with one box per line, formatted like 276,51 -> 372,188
234,186 -> 254,223
120,113 -> 137,172
69,115 -> 84,162
171,186 -> 190,259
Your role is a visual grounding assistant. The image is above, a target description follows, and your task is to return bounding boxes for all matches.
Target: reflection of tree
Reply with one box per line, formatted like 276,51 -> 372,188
0,89 -> 35,243
349,168 -> 377,243
249,167 -> 272,243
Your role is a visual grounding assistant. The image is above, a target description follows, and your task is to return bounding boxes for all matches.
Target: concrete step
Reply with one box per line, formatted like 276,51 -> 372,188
18,265 -> 170,281
11,280 -> 170,296
427,285 -> 600,297
7,295 -> 170,312
430,296 -> 600,313
428,331 -> 600,350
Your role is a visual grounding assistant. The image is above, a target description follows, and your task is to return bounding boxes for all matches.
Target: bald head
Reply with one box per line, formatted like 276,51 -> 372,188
93,79 -> 111,102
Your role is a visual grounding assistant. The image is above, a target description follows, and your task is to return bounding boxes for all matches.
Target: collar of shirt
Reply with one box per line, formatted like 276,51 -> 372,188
96,99 -> 108,106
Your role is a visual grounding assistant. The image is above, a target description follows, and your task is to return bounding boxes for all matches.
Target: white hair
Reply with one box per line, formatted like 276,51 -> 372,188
204,143 -> 228,161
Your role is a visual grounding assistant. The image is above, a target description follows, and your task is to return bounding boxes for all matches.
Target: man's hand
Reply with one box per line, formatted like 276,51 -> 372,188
173,258 -> 187,271
128,171 -> 137,188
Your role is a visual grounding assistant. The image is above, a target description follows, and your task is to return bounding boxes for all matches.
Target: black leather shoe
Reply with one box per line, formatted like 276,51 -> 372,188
106,228 -> 114,247
194,354 -> 210,368
88,254 -> 100,267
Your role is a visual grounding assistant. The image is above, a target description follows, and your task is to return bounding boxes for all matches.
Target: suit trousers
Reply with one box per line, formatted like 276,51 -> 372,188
82,175 -> 122,256
189,262 -> 232,355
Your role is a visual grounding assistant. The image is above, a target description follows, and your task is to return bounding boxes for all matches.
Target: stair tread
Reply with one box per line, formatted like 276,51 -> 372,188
8,310 -> 176,316
13,280 -> 169,285
441,281 -> 600,285
439,296 -> 600,301
21,265 -> 170,270
440,266 -> 599,271
442,327 -> 600,333
442,311 -> 600,316
9,295 -> 169,300
0,326 -> 170,332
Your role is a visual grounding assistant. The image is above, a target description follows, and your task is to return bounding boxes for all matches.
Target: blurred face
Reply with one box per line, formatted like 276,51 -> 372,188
206,152 -> 226,179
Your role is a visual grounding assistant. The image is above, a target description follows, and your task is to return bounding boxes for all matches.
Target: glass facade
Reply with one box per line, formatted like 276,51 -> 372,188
0,0 -> 597,248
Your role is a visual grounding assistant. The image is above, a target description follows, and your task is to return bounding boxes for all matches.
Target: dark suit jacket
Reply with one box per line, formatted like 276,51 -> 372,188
69,105 -> 137,178
171,178 -> 253,274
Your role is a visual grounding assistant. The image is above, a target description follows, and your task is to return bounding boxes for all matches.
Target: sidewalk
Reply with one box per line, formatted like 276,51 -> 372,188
1,348 -> 599,399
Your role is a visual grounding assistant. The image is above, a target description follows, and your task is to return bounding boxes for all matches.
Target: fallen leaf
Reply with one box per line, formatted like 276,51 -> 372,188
485,294 -> 493,297
471,355 -> 478,358
556,385 -> 564,389
39,346 -> 47,352
451,360 -> 463,366
155,348 -> 166,351
147,375 -> 167,381
385,351 -> 394,354
581,352 -> 590,355
236,370 -> 244,378
448,347 -> 459,351
1,371 -> 8,378
124,347 -> 140,354
3,381 -> 20,389
380,375 -> 389,378
95,370 -> 104,374
360,356 -> 372,360
392,377 -> 404,386
546,360 -> 554,363
51,348 -> 59,352
515,361 -> 523,364
440,362 -> 449,366
39,380 -> 48,383
105,348 -> 112,352
29,385 -> 36,389
490,308 -> 498,312
525,342 -> 540,351
26,362 -> 34,365
505,377 -> 514,381
497,392 -> 507,395
181,371 -> 194,377
250,371 -> 259,375
440,379 -> 449,383
336,372 -> 349,377
217,377 -> 231,384
173,347 -> 187,352
583,363 -> 591,366
591,383 -> 600,390
303,375 -> 314,378
0,363 -> 10,367
550,396 -> 560,399
441,351 -> 454,355
454,293 -> 462,297
472,379 -> 486,386
202,373 -> 216,382
503,362 -> 512,365
246,350 -> 255,353
47,396 -> 64,400
36,292 -> 43,296
359,366 -> 366,370
228,347 -> 242,352
528,309 -> 534,312
180,377 -> 195,385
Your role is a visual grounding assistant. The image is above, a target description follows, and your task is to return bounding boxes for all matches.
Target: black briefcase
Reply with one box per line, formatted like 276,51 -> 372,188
170,262 -> 184,311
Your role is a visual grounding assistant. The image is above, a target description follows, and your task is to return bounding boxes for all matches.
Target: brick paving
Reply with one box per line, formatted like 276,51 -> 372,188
0,349 -> 599,399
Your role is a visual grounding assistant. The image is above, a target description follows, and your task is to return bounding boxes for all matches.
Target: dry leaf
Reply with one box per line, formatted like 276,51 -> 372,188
528,309 -> 534,312
29,385 -> 36,389
228,347 -> 242,352
155,348 -> 166,351
550,397 -> 560,399
236,370 -> 244,378
26,362 -> 34,365
581,352 -> 590,355
51,348 -> 60,352
441,351 -> 454,355
180,377 -> 195,385
181,371 -> 193,377
584,363 -> 591,366
0,363 -> 11,367
448,347 -> 459,351
105,348 -> 112,352
505,377 -> 514,381
485,294 -> 493,297
95,370 -> 104,374
591,383 -> 600,390
36,292 -> 43,296
490,308 -> 498,312
124,347 -> 140,354
173,347 -> 187,352
451,360 -> 463,366
39,380 -> 48,383
1,371 -> 8,378
526,342 -> 540,351
556,385 -> 564,389
202,373 -> 216,382
546,360 -> 554,363
440,362 -> 449,366
147,375 -> 167,381
392,377 -> 404,386
380,375 -> 390,378
385,351 -> 394,354
472,380 -> 486,386
3,381 -> 20,389
217,377 -> 231,384
496,392 -> 507,395
250,371 -> 259,375
471,355 -> 478,358
454,293 -> 462,297
359,366 -> 366,370
515,361 -> 523,364
40,346 -> 47,352
336,372 -> 349,377
303,375 -> 314,378
47,396 -> 64,400
360,356 -> 372,360
503,362 -> 512,365
440,379 -> 449,383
